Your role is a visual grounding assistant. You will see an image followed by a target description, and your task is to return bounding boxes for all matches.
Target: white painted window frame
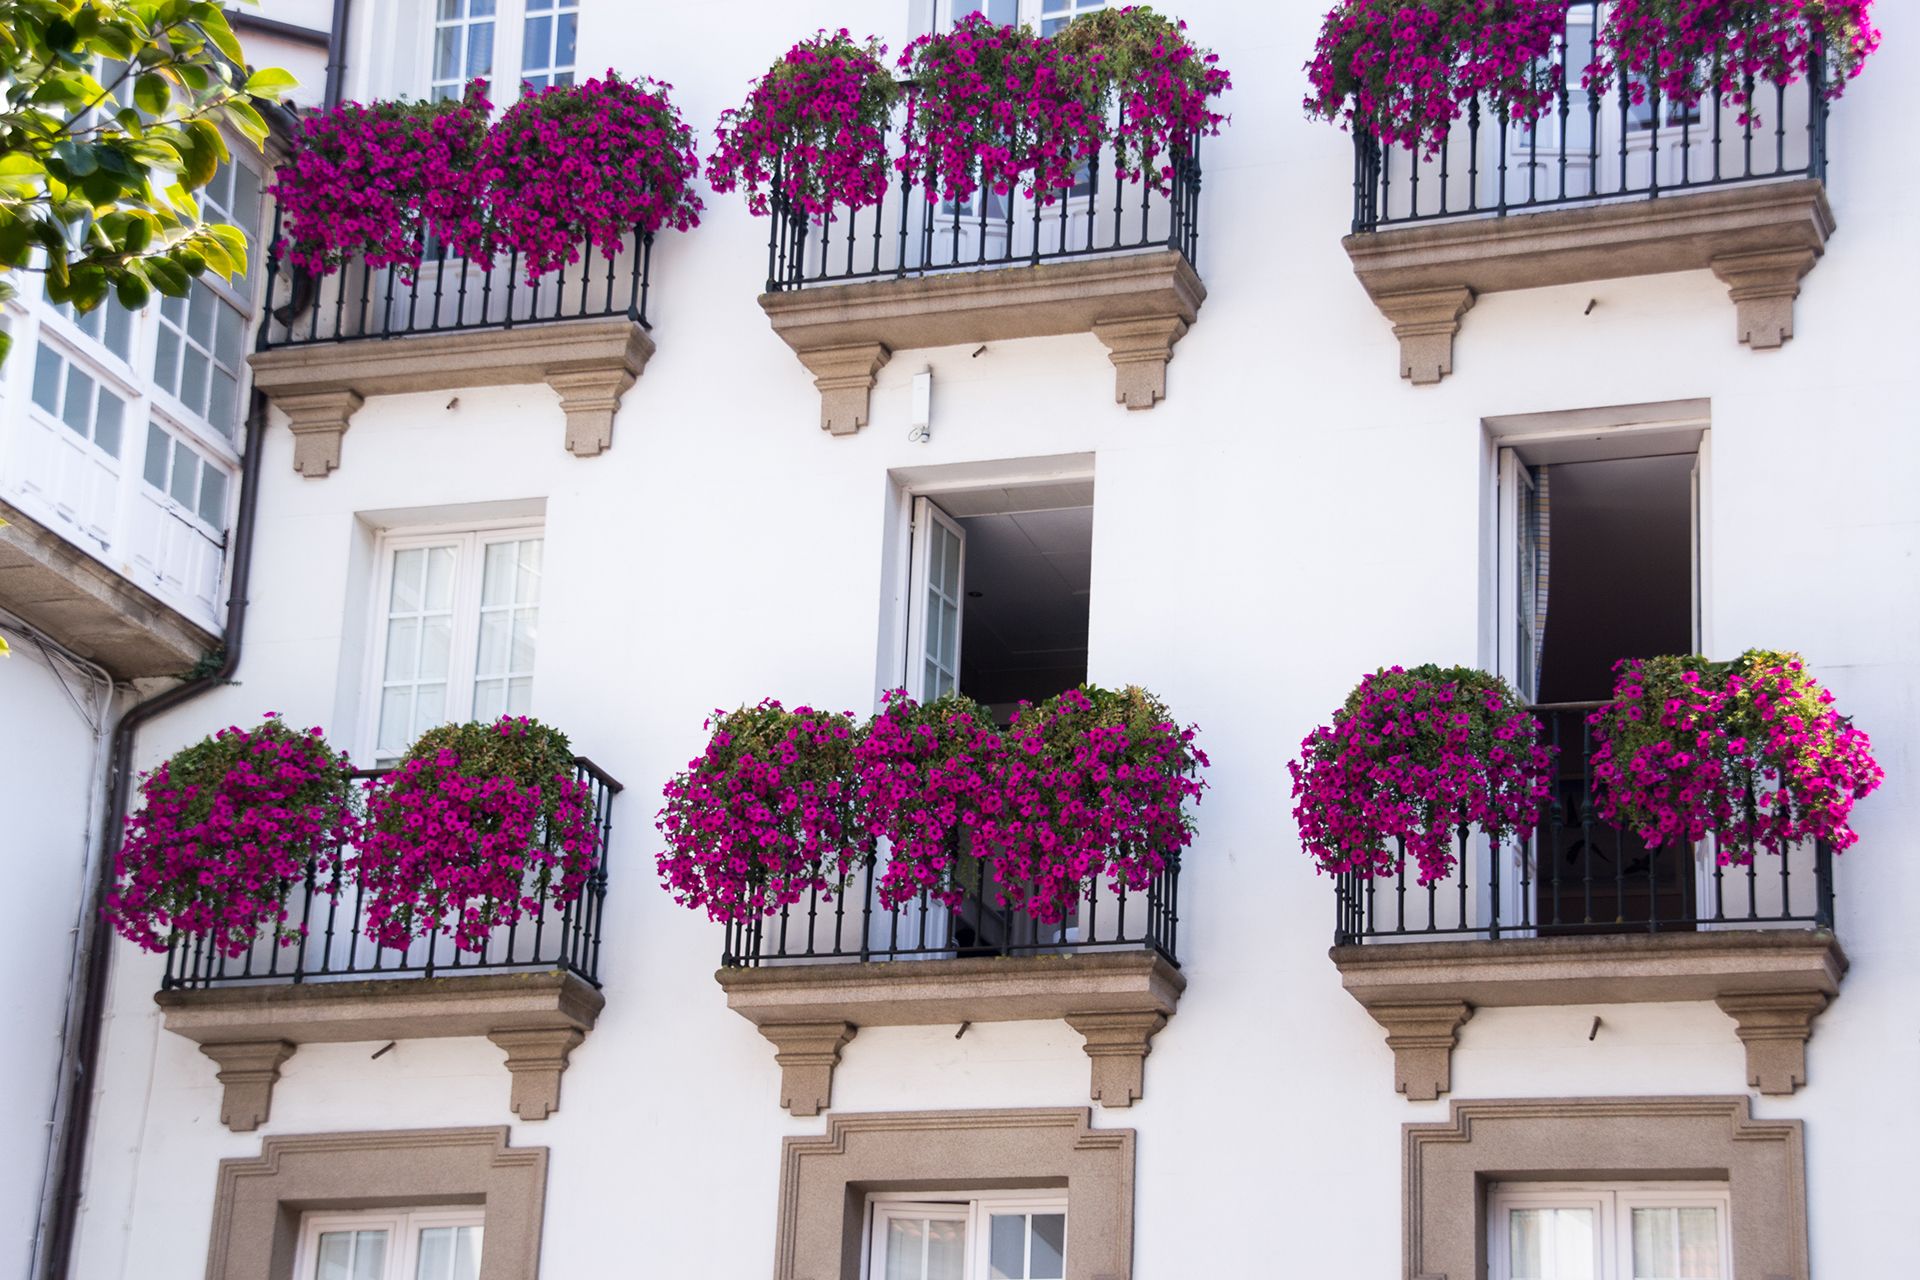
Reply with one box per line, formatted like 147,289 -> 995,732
905,494 -> 967,703
356,518 -> 545,763
293,1205 -> 486,1280
862,1189 -> 1069,1280
1487,1181 -> 1732,1280
424,0 -> 580,106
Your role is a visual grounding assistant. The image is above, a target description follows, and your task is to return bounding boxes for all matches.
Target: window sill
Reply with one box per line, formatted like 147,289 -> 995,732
247,316 -> 654,476
156,969 -> 603,1129
1342,178 -> 1834,383
0,497 -> 218,678
1331,929 -> 1846,1100
716,950 -> 1185,1114
757,250 -> 1206,433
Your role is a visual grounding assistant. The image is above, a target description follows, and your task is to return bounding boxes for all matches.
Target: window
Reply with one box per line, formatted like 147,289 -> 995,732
367,526 -> 544,762
294,1208 -> 484,1280
152,280 -> 247,440
1489,1184 -> 1731,1280
519,0 -> 578,90
50,299 -> 135,365
142,420 -> 230,531
431,0 -> 496,100
200,158 -> 265,291
431,0 -> 578,102
30,342 -> 126,458
867,1194 -> 1067,1280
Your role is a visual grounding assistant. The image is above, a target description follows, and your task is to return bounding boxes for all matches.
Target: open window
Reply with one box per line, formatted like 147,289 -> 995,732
294,1207 -> 484,1280
1488,1182 -> 1731,1280
866,1192 -> 1067,1280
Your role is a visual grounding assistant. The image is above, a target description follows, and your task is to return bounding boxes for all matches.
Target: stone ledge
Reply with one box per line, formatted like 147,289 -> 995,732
758,250 -> 1206,431
157,970 -> 604,1128
717,950 -> 1185,1114
1343,179 -> 1835,382
0,498 -> 218,678
248,316 -> 654,475
1331,929 -> 1846,1100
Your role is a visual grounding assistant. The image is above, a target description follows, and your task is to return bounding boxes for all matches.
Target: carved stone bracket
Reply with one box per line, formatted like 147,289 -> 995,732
158,970 -> 604,1130
487,1026 -> 588,1121
1716,990 -> 1830,1095
793,343 -> 892,436
1358,1002 -> 1473,1102
249,316 -> 654,473
1344,179 -> 1834,382
1064,1010 -> 1169,1108
759,250 -> 1205,431
1374,288 -> 1475,386
1710,247 -> 1818,349
753,1021 -> 858,1117
719,951 -> 1185,1114
1091,316 -> 1190,409
199,1040 -> 297,1132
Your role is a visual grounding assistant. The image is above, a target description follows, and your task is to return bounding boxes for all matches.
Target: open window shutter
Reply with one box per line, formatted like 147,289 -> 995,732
1498,449 -> 1544,703
906,497 -> 966,702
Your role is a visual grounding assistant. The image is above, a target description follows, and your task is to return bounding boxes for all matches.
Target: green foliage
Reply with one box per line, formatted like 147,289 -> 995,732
0,0 -> 294,336
157,715 -> 353,830
397,717 -> 578,791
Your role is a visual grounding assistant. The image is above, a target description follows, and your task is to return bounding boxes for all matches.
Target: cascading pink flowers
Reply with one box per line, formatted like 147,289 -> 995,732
1289,666 -> 1555,884
1304,0 -> 1569,153
1589,0 -> 1881,113
853,691 -> 1007,910
271,86 -> 492,278
1589,650 -> 1881,862
354,716 -> 594,954
707,30 -> 901,218
480,71 -> 703,281
656,700 -> 863,922
106,716 -> 356,957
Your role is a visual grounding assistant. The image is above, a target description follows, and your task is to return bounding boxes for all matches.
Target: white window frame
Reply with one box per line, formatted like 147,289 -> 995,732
862,1189 -> 1069,1280
1487,1181 -> 1733,1280
292,1206 -> 485,1280
424,0 -> 580,107
357,519 -> 545,763
904,494 -> 967,703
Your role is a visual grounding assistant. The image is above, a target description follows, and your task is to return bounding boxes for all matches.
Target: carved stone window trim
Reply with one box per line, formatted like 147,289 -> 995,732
205,1127 -> 547,1280
775,1108 -> 1134,1280
1404,1096 -> 1807,1280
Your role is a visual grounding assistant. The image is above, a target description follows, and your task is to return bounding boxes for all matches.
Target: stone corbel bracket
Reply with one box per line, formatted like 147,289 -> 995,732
759,249 -> 1205,431
1343,178 -> 1835,383
1331,929 -> 1846,1100
718,951 -> 1186,1114
248,315 -> 654,475
157,970 -> 604,1130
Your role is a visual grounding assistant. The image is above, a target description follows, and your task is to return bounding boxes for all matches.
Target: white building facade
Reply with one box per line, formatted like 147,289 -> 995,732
13,2 -> 1917,1278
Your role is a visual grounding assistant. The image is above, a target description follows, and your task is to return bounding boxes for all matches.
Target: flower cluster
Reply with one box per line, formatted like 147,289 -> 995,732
1589,651 -> 1881,862
656,701 -> 862,922
1051,7 -> 1232,188
355,717 -> 594,954
708,30 -> 901,218
852,691 -> 1005,909
481,72 -> 703,281
1590,0 -> 1880,113
986,685 -> 1208,924
107,717 -> 356,956
1304,0 -> 1569,153
272,87 -> 491,277
1289,666 -> 1555,884
656,686 -> 1207,927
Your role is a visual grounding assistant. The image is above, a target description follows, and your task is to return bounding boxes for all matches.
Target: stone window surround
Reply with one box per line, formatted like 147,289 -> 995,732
717,951 -> 1184,1115
155,970 -> 602,1131
775,1108 -> 1134,1280
247,316 -> 653,477
758,250 -> 1205,434
1343,179 -> 1833,384
1403,1096 -> 1807,1280
206,1126 -> 547,1280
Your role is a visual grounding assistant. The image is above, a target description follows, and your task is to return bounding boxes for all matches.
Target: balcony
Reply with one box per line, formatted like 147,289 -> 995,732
1329,706 -> 1845,1100
1343,2 -> 1835,382
757,82 -> 1207,432
154,758 -> 621,1130
716,842 -> 1185,1115
248,219 -> 659,474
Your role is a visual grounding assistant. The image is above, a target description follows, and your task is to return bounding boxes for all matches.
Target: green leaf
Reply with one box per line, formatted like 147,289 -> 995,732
0,330 -> 10,371
114,269 -> 151,310
54,142 -> 98,177
146,254 -> 191,297
243,66 -> 299,97
176,62 -> 213,92
192,6 -> 247,64
135,72 -> 170,116
221,97 -> 268,145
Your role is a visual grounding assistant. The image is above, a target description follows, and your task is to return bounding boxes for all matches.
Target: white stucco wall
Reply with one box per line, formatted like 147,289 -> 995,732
65,2 -> 1920,1278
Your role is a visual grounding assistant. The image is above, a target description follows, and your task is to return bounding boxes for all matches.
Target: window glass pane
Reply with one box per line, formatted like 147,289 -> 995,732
144,424 -> 170,488
61,363 -> 92,434
434,26 -> 460,79
1509,1207 -> 1594,1280
414,1225 -> 482,1280
523,15 -> 551,70
555,13 -> 576,70
31,345 -> 62,413
198,463 -> 228,527
230,164 -> 262,235
215,303 -> 245,368
95,389 -> 124,455
1030,1214 -> 1064,1279
188,281 -> 216,345
925,1220 -> 963,1280
884,1218 -> 925,1280
466,22 -> 494,77
152,325 -> 181,393
104,303 -> 134,361
989,1214 -> 1026,1279
315,1229 -> 387,1280
1510,1208 -> 1545,1280
424,545 -> 457,610
170,438 -> 197,506
1632,1206 -> 1722,1280
390,547 -> 427,612
209,367 -> 238,437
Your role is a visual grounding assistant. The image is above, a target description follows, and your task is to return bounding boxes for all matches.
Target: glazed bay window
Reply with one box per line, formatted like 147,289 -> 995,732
296,1209 -> 483,1280
367,526 -> 543,763
1489,1184 -> 1731,1280
869,1194 -> 1067,1280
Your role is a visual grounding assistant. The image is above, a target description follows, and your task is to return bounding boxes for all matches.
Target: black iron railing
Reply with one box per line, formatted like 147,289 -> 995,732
722,838 -> 1180,968
258,207 -> 656,348
1333,704 -> 1836,945
1352,5 -> 1829,232
765,81 -> 1202,292
161,757 -> 622,989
